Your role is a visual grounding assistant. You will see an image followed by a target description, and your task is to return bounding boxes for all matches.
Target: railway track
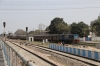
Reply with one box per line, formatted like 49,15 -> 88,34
8,39 -> 100,66
4,40 -> 57,66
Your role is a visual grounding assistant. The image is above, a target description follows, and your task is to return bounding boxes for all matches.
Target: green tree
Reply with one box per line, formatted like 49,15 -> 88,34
90,16 -> 100,36
45,26 -> 49,31
14,29 -> 26,35
48,17 -> 69,34
78,21 -> 89,37
70,22 -> 89,37
28,30 -> 41,35
56,22 -> 68,34
70,22 -> 82,36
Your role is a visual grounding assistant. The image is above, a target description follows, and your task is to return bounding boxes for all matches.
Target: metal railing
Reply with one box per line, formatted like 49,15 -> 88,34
0,38 -> 36,66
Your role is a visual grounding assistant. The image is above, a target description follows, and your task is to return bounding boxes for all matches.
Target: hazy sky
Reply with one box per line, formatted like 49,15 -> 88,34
0,0 -> 100,34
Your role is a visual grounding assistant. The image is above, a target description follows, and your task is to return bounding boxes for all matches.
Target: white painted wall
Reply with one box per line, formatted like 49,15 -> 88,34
92,37 -> 100,41
29,37 -> 34,42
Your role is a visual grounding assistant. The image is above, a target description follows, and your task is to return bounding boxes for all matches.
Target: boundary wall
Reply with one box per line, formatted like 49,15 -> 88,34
49,44 -> 100,61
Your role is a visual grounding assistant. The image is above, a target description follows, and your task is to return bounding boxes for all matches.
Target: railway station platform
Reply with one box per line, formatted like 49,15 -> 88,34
0,44 -> 5,66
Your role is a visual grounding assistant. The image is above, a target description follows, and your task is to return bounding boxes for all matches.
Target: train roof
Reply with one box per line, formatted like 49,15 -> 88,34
33,34 -> 78,36
8,34 -> 78,37
33,34 -> 59,36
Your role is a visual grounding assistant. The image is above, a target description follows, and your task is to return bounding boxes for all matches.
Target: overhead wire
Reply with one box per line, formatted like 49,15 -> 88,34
0,0 -> 100,13
1,1 -> 100,6
0,6 -> 100,10
1,0 -> 100,6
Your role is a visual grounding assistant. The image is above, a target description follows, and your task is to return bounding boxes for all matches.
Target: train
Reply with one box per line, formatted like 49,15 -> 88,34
7,34 -> 79,44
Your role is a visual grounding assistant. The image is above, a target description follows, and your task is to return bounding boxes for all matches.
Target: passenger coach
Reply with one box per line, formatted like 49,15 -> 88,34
7,34 -> 79,44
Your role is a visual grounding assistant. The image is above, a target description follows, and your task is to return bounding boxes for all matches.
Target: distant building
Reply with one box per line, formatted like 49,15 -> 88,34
42,31 -> 49,34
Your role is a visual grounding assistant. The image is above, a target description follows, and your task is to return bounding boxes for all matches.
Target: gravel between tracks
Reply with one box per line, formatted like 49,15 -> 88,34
8,40 -> 100,66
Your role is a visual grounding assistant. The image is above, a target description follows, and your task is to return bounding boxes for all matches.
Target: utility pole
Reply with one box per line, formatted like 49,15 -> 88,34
26,27 -> 28,46
3,22 -> 6,41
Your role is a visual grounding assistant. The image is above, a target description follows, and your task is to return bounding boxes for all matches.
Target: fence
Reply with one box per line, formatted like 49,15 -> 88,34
79,37 -> 100,41
49,44 -> 100,61
0,38 -> 35,66
92,37 -> 100,41
79,37 -> 91,41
